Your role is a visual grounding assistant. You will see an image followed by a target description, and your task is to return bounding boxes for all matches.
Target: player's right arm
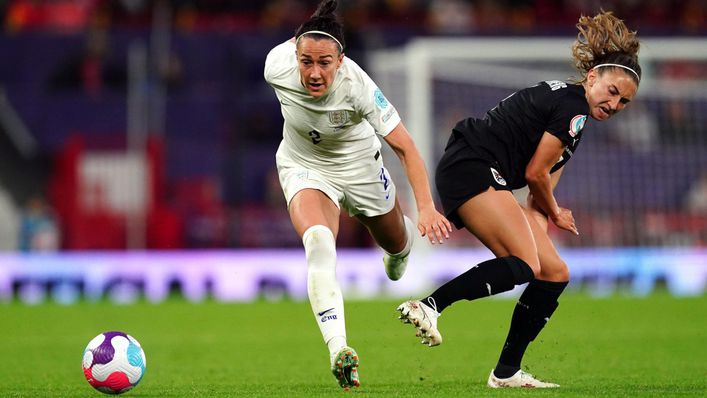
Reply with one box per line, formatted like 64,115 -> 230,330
525,133 -> 578,235
524,166 -> 565,233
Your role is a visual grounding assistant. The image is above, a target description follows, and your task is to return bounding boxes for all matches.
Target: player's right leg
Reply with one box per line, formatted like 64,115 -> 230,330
355,200 -> 415,281
397,298 -> 442,346
397,189 -> 539,345
289,189 -> 359,389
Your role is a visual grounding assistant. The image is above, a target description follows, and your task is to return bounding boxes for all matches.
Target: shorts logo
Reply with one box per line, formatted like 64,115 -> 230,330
569,115 -> 587,137
328,110 -> 349,126
374,88 -> 389,109
490,167 -> 507,186
379,168 -> 391,200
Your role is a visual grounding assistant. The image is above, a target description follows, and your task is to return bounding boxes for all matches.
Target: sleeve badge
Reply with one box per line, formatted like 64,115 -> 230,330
569,114 -> 587,137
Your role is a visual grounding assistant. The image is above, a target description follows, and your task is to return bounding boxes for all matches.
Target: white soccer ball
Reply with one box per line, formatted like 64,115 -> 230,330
82,331 -> 147,394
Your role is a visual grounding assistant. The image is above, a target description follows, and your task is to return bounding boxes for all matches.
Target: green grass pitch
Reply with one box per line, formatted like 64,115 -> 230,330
0,293 -> 705,397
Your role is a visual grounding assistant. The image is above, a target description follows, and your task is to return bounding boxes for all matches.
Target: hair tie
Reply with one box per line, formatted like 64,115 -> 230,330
593,63 -> 640,82
295,30 -> 343,52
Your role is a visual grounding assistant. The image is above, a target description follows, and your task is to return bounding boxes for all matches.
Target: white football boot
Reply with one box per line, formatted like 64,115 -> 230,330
487,369 -> 560,388
397,299 -> 442,346
383,251 -> 410,281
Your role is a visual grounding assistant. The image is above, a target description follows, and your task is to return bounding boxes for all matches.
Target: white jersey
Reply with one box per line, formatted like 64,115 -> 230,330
264,40 -> 401,172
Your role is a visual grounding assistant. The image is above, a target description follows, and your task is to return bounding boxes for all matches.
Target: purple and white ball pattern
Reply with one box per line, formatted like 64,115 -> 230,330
82,331 -> 146,394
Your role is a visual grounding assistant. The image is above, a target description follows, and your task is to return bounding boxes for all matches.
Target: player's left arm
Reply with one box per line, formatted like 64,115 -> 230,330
383,122 -> 452,243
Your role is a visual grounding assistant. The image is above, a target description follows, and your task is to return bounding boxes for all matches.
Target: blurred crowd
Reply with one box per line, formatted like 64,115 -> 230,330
2,0 -> 706,35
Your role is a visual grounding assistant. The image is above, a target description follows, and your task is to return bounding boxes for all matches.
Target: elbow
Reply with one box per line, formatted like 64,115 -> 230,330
525,171 -> 545,186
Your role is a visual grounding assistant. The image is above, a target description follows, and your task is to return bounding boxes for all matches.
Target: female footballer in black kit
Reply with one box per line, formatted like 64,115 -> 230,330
397,10 -> 641,388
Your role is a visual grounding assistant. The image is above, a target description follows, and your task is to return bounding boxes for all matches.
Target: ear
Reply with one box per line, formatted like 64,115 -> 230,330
586,68 -> 598,87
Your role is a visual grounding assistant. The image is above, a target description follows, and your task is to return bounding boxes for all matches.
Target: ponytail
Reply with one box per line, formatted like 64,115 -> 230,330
294,0 -> 345,53
571,10 -> 641,85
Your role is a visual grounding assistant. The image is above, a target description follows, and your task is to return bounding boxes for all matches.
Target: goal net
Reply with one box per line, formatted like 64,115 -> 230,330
370,38 -> 707,247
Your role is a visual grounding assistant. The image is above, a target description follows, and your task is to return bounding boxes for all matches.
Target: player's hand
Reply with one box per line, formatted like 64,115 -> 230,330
417,207 -> 452,244
551,207 -> 579,236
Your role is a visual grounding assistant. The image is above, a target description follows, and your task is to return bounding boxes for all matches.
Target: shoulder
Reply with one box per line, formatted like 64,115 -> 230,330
537,82 -> 588,140
517,81 -> 588,117
338,57 -> 382,104
539,81 -> 588,112
264,41 -> 297,82
339,56 -> 371,89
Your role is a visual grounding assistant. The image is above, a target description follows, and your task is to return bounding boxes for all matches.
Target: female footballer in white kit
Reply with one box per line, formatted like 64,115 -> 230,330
263,0 -> 451,390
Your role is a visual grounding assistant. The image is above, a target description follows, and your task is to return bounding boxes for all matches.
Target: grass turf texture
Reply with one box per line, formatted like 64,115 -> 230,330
0,293 -> 704,397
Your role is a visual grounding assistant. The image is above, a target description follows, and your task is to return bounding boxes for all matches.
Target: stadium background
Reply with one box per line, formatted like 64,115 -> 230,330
0,2 -> 705,397
0,0 -> 704,301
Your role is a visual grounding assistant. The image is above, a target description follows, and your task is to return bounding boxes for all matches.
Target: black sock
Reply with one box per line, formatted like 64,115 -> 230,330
494,279 -> 568,378
421,256 -> 534,313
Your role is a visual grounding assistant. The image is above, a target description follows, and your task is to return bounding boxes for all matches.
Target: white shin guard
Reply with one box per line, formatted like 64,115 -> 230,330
302,225 -> 346,352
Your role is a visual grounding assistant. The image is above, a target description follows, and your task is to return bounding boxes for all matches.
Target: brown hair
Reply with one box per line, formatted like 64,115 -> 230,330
571,10 -> 641,85
294,0 -> 345,53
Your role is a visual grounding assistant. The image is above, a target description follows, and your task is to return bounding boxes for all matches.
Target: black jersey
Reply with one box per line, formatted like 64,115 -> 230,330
454,80 -> 589,189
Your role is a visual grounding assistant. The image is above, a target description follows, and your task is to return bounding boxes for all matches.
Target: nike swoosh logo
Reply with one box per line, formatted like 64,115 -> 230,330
317,308 -> 335,316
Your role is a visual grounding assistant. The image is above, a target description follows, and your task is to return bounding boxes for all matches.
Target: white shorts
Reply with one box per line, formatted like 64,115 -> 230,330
276,143 -> 396,217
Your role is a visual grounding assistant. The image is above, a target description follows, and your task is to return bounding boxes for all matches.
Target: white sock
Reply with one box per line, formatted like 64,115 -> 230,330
302,225 -> 346,355
327,336 -> 348,359
385,215 -> 414,258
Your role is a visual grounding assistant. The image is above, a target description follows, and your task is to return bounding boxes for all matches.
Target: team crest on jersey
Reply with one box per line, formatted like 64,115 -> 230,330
569,114 -> 587,137
328,110 -> 349,126
490,167 -> 507,186
374,88 -> 389,109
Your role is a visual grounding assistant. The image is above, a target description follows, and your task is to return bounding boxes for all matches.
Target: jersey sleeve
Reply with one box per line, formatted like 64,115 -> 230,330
545,92 -> 589,146
348,60 -> 401,137
264,41 -> 296,85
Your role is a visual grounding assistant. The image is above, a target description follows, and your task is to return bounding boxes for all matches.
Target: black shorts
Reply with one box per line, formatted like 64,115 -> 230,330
435,131 -> 511,229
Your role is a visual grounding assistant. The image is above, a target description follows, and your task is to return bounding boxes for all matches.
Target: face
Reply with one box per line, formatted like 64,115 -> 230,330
583,68 -> 638,121
296,37 -> 343,97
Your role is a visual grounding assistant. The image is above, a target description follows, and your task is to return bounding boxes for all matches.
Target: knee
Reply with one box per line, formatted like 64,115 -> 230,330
539,258 -> 570,282
302,225 -> 336,267
513,255 -> 541,278
503,255 -> 538,284
528,262 -> 542,279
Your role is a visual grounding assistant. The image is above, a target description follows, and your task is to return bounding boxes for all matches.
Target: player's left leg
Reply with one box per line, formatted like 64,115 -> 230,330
355,199 -> 415,281
490,206 -> 568,387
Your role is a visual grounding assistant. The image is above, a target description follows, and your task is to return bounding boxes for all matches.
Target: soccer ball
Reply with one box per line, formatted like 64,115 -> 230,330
82,331 -> 147,394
